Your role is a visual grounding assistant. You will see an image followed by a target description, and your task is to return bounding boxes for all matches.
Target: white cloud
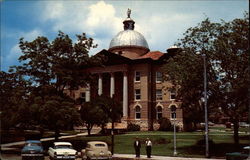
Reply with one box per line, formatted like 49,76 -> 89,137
21,29 -> 44,41
7,44 -> 21,62
43,2 -> 65,21
5,29 -> 44,64
137,13 -> 202,51
40,1 -> 123,52
86,1 -> 122,37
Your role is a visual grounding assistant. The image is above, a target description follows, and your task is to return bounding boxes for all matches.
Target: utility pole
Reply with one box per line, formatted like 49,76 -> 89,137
202,53 -> 209,158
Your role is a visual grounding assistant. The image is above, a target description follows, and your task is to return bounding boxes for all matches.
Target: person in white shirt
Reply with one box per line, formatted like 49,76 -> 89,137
145,138 -> 152,158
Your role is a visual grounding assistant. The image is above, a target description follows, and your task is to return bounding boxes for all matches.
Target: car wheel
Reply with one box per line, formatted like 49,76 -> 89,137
82,157 -> 87,160
86,157 -> 91,160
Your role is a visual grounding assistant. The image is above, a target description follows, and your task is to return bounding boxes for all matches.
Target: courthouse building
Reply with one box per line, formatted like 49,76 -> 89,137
69,10 -> 183,130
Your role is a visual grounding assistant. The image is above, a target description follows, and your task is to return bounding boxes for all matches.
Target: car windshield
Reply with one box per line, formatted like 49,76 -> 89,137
26,143 -> 41,147
95,144 -> 106,147
55,145 -> 72,149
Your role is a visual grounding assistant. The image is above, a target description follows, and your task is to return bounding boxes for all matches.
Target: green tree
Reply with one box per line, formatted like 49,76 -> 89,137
79,101 -> 108,136
163,19 -> 219,130
17,31 -> 96,91
7,31 -> 98,139
40,95 -> 80,140
163,13 -> 249,145
211,13 -> 249,145
95,95 -> 123,154
0,71 -> 31,130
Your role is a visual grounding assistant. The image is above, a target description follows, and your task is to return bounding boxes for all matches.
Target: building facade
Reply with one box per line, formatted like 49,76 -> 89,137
68,10 -> 183,131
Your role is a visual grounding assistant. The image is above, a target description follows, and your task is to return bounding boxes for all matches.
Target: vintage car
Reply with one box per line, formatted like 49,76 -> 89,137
81,141 -> 112,160
226,146 -> 250,160
21,140 -> 44,160
48,142 -> 77,160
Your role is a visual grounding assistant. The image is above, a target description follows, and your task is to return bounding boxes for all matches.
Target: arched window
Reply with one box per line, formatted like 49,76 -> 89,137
135,106 -> 141,119
170,105 -> 177,119
156,106 -> 163,120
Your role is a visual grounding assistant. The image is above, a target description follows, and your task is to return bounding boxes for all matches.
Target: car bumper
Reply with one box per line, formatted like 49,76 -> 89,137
88,157 -> 112,160
21,153 -> 44,156
21,154 -> 44,160
54,155 -> 76,159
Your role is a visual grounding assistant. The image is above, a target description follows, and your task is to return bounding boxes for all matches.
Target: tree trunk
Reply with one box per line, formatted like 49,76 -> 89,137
194,122 -> 197,131
55,127 -> 60,141
233,119 -> 239,145
39,126 -> 44,139
111,121 -> 114,155
101,123 -> 105,135
87,124 -> 92,136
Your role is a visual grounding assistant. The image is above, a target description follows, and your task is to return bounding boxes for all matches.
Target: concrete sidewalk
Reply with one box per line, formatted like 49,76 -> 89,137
113,154 -> 225,160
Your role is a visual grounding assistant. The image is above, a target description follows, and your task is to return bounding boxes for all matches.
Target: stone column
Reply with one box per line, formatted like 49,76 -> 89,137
98,74 -> 103,95
110,72 -> 115,98
123,72 -> 128,117
86,83 -> 90,102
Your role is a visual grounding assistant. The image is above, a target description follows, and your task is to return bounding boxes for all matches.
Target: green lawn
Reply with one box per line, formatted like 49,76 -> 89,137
2,128 -> 249,158
66,131 -> 250,158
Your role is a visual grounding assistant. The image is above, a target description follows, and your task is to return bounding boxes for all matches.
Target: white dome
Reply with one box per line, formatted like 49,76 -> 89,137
109,30 -> 149,49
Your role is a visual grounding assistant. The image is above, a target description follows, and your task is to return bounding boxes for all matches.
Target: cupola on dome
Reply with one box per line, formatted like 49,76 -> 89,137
109,9 -> 149,59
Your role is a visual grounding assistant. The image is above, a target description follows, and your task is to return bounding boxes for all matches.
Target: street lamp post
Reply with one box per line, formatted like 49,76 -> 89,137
197,52 -> 209,158
173,115 -> 177,156
171,105 -> 177,156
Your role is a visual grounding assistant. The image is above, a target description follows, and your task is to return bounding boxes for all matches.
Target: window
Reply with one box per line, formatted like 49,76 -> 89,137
95,144 -> 106,147
156,106 -> 163,120
156,89 -> 162,100
135,89 -> 141,100
156,72 -> 163,82
135,71 -> 140,82
80,92 -> 86,102
170,105 -> 177,119
170,90 -> 176,100
135,106 -> 141,119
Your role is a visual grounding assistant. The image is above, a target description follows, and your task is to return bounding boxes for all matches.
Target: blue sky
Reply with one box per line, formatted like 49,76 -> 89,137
1,0 -> 248,71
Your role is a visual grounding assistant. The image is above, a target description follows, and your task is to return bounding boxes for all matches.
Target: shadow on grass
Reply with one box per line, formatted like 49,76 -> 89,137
177,143 -> 248,158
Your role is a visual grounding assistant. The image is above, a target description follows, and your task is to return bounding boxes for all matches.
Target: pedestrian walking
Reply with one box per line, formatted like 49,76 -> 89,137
134,137 -> 141,158
145,138 -> 152,158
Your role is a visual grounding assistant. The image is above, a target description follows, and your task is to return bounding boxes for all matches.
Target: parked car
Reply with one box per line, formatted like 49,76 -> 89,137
239,122 -> 250,128
48,142 -> 77,160
81,141 -> 112,160
21,140 -> 44,160
226,146 -> 250,160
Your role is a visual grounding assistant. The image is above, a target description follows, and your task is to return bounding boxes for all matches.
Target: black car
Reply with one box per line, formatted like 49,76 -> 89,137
21,140 -> 44,160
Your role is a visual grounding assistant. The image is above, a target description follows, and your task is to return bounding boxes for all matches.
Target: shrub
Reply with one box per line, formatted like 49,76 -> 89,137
24,132 -> 41,140
196,137 -> 214,146
196,123 -> 205,131
127,123 -> 140,131
225,122 -> 232,128
170,125 -> 180,132
158,117 -> 172,131
154,137 -> 171,144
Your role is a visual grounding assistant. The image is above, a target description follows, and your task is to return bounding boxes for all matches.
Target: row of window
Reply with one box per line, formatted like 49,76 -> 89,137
135,89 -> 176,101
135,71 -> 163,82
135,105 -> 177,120
79,89 -> 176,102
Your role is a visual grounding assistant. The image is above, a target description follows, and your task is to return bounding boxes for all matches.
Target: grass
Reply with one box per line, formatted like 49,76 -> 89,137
65,131 -> 249,158
2,128 -> 249,158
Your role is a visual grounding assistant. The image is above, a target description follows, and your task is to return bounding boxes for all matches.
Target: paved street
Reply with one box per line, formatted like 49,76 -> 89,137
0,154 -> 225,160
113,154 -> 225,160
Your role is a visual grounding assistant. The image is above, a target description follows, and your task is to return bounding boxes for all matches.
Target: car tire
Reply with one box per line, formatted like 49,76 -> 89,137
86,157 -> 91,160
